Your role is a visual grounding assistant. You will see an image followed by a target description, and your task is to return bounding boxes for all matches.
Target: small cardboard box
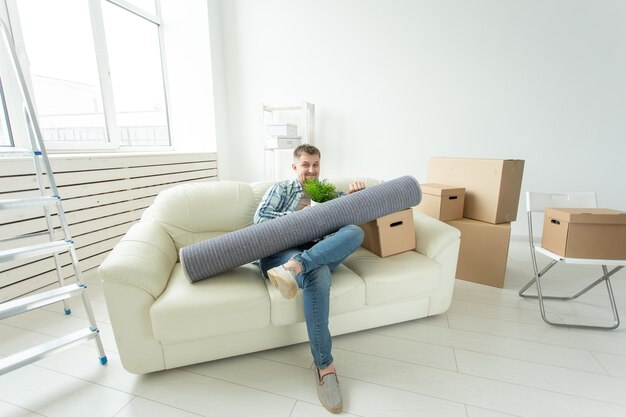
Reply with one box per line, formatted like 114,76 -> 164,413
360,209 -> 416,257
416,183 -> 465,221
446,218 -> 511,288
542,208 -> 626,260
265,123 -> 297,137
265,136 -> 302,149
428,158 -> 524,224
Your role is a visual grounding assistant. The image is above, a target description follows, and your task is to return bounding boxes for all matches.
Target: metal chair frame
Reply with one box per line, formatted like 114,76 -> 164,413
519,191 -> 624,330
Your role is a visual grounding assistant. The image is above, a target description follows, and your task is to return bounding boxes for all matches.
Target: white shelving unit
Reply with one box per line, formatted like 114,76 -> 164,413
263,101 -> 315,180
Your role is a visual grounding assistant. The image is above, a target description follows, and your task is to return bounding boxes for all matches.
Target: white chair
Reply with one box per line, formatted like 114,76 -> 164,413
520,192 -> 624,329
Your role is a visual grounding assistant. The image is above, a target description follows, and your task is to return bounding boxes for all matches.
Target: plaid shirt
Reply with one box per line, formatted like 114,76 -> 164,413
253,179 -> 304,224
254,179 -> 346,225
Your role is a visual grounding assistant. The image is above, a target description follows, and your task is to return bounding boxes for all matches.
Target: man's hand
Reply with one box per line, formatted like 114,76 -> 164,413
347,181 -> 366,194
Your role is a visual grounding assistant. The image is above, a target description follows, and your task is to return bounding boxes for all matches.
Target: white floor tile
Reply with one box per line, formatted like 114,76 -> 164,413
290,400 -> 359,417
0,323 -> 53,356
188,353 -> 467,417
330,348 -> 626,417
466,406 -> 520,417
446,313 -> 626,357
0,365 -> 132,417
455,349 -> 626,406
372,320 -> 607,374
333,331 -> 458,371
114,397 -> 202,417
0,399 -> 43,417
251,342 -> 313,368
592,351 -> 626,379
35,344 -> 294,417
448,298 -> 563,325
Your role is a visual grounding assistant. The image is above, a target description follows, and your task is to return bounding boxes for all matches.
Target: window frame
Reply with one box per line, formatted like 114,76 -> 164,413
4,0 -> 172,152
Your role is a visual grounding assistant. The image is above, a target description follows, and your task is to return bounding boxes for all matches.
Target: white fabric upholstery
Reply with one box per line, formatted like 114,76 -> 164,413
99,178 -> 461,374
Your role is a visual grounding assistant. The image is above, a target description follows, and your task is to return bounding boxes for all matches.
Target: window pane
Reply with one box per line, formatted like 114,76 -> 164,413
15,0 -> 108,144
103,2 -> 170,146
0,77 -> 13,147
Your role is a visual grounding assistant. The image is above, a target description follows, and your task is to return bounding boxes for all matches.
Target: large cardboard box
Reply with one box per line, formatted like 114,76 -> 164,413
416,183 -> 465,221
360,209 -> 416,257
428,158 -> 524,224
446,218 -> 511,288
542,208 -> 626,260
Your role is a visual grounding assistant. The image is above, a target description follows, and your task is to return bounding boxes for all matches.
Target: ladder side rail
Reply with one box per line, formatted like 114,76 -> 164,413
0,18 -> 108,372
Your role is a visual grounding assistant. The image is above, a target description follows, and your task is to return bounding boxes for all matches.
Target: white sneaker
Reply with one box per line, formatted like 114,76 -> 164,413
267,265 -> 298,299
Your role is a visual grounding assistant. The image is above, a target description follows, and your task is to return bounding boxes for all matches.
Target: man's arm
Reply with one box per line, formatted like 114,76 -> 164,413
253,182 -> 290,224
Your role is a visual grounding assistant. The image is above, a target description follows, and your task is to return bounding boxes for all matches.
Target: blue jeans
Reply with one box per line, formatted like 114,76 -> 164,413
259,224 -> 364,369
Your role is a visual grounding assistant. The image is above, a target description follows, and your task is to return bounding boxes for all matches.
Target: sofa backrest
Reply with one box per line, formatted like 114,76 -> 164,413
143,181 -> 257,250
145,177 -> 381,250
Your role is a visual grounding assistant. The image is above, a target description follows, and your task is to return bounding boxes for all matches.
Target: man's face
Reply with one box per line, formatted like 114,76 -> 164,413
293,152 -> 320,185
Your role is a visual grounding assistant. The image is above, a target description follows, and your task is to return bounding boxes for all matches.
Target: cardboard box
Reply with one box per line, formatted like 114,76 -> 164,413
542,208 -> 626,260
416,183 -> 465,221
360,209 -> 416,257
265,136 -> 302,149
446,218 -> 511,288
265,123 -> 297,137
428,158 -> 524,224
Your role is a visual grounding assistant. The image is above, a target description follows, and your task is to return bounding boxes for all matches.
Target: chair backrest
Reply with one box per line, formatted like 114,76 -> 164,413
526,192 -> 597,213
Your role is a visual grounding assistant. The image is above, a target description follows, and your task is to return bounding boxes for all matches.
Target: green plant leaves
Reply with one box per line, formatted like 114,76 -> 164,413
303,179 -> 338,203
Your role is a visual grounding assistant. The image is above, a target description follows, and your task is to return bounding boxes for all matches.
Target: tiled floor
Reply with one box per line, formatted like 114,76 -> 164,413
1,239 -> 626,417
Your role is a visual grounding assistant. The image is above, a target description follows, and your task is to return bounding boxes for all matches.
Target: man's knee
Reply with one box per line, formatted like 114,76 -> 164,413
341,224 -> 364,246
308,265 -> 332,292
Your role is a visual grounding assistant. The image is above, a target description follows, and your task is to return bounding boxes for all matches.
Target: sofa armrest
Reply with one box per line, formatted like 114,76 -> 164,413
98,221 -> 177,299
412,211 -> 461,260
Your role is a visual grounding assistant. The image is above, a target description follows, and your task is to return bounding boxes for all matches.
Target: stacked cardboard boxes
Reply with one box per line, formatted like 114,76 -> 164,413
425,158 -> 525,288
264,123 -> 302,149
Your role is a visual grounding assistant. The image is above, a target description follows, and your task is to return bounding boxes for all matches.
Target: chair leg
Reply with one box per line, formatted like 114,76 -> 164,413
522,265 -> 623,330
519,260 -> 558,298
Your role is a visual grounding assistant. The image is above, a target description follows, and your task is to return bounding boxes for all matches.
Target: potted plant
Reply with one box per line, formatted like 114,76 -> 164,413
303,178 -> 338,206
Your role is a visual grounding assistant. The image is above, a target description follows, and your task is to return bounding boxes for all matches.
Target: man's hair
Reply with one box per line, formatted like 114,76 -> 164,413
293,144 -> 321,160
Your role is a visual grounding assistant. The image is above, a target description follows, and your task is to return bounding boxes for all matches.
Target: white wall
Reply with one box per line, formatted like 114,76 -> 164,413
212,0 -> 626,237
160,0 -> 216,152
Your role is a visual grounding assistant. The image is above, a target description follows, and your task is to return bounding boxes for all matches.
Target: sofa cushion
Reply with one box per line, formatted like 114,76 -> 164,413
150,263 -> 270,343
343,247 -> 441,305
268,264 -> 366,326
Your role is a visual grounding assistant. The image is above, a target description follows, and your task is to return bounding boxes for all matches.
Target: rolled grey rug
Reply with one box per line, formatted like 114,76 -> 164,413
180,175 -> 421,282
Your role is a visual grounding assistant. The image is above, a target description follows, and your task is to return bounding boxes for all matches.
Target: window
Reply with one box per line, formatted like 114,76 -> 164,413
7,0 -> 170,150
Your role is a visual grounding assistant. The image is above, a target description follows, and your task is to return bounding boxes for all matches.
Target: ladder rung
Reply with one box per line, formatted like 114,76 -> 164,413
0,240 -> 73,263
0,283 -> 86,320
0,327 -> 98,375
0,196 -> 60,210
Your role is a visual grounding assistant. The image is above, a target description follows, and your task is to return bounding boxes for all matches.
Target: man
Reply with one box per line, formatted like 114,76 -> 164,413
254,144 -> 365,413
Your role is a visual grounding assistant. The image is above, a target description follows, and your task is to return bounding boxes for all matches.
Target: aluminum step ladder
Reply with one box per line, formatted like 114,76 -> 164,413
0,18 -> 107,375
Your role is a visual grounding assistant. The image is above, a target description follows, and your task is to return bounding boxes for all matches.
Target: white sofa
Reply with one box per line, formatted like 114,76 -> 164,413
98,178 -> 461,374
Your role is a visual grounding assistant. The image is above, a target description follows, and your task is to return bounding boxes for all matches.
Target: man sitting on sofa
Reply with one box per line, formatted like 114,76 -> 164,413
254,144 -> 365,413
